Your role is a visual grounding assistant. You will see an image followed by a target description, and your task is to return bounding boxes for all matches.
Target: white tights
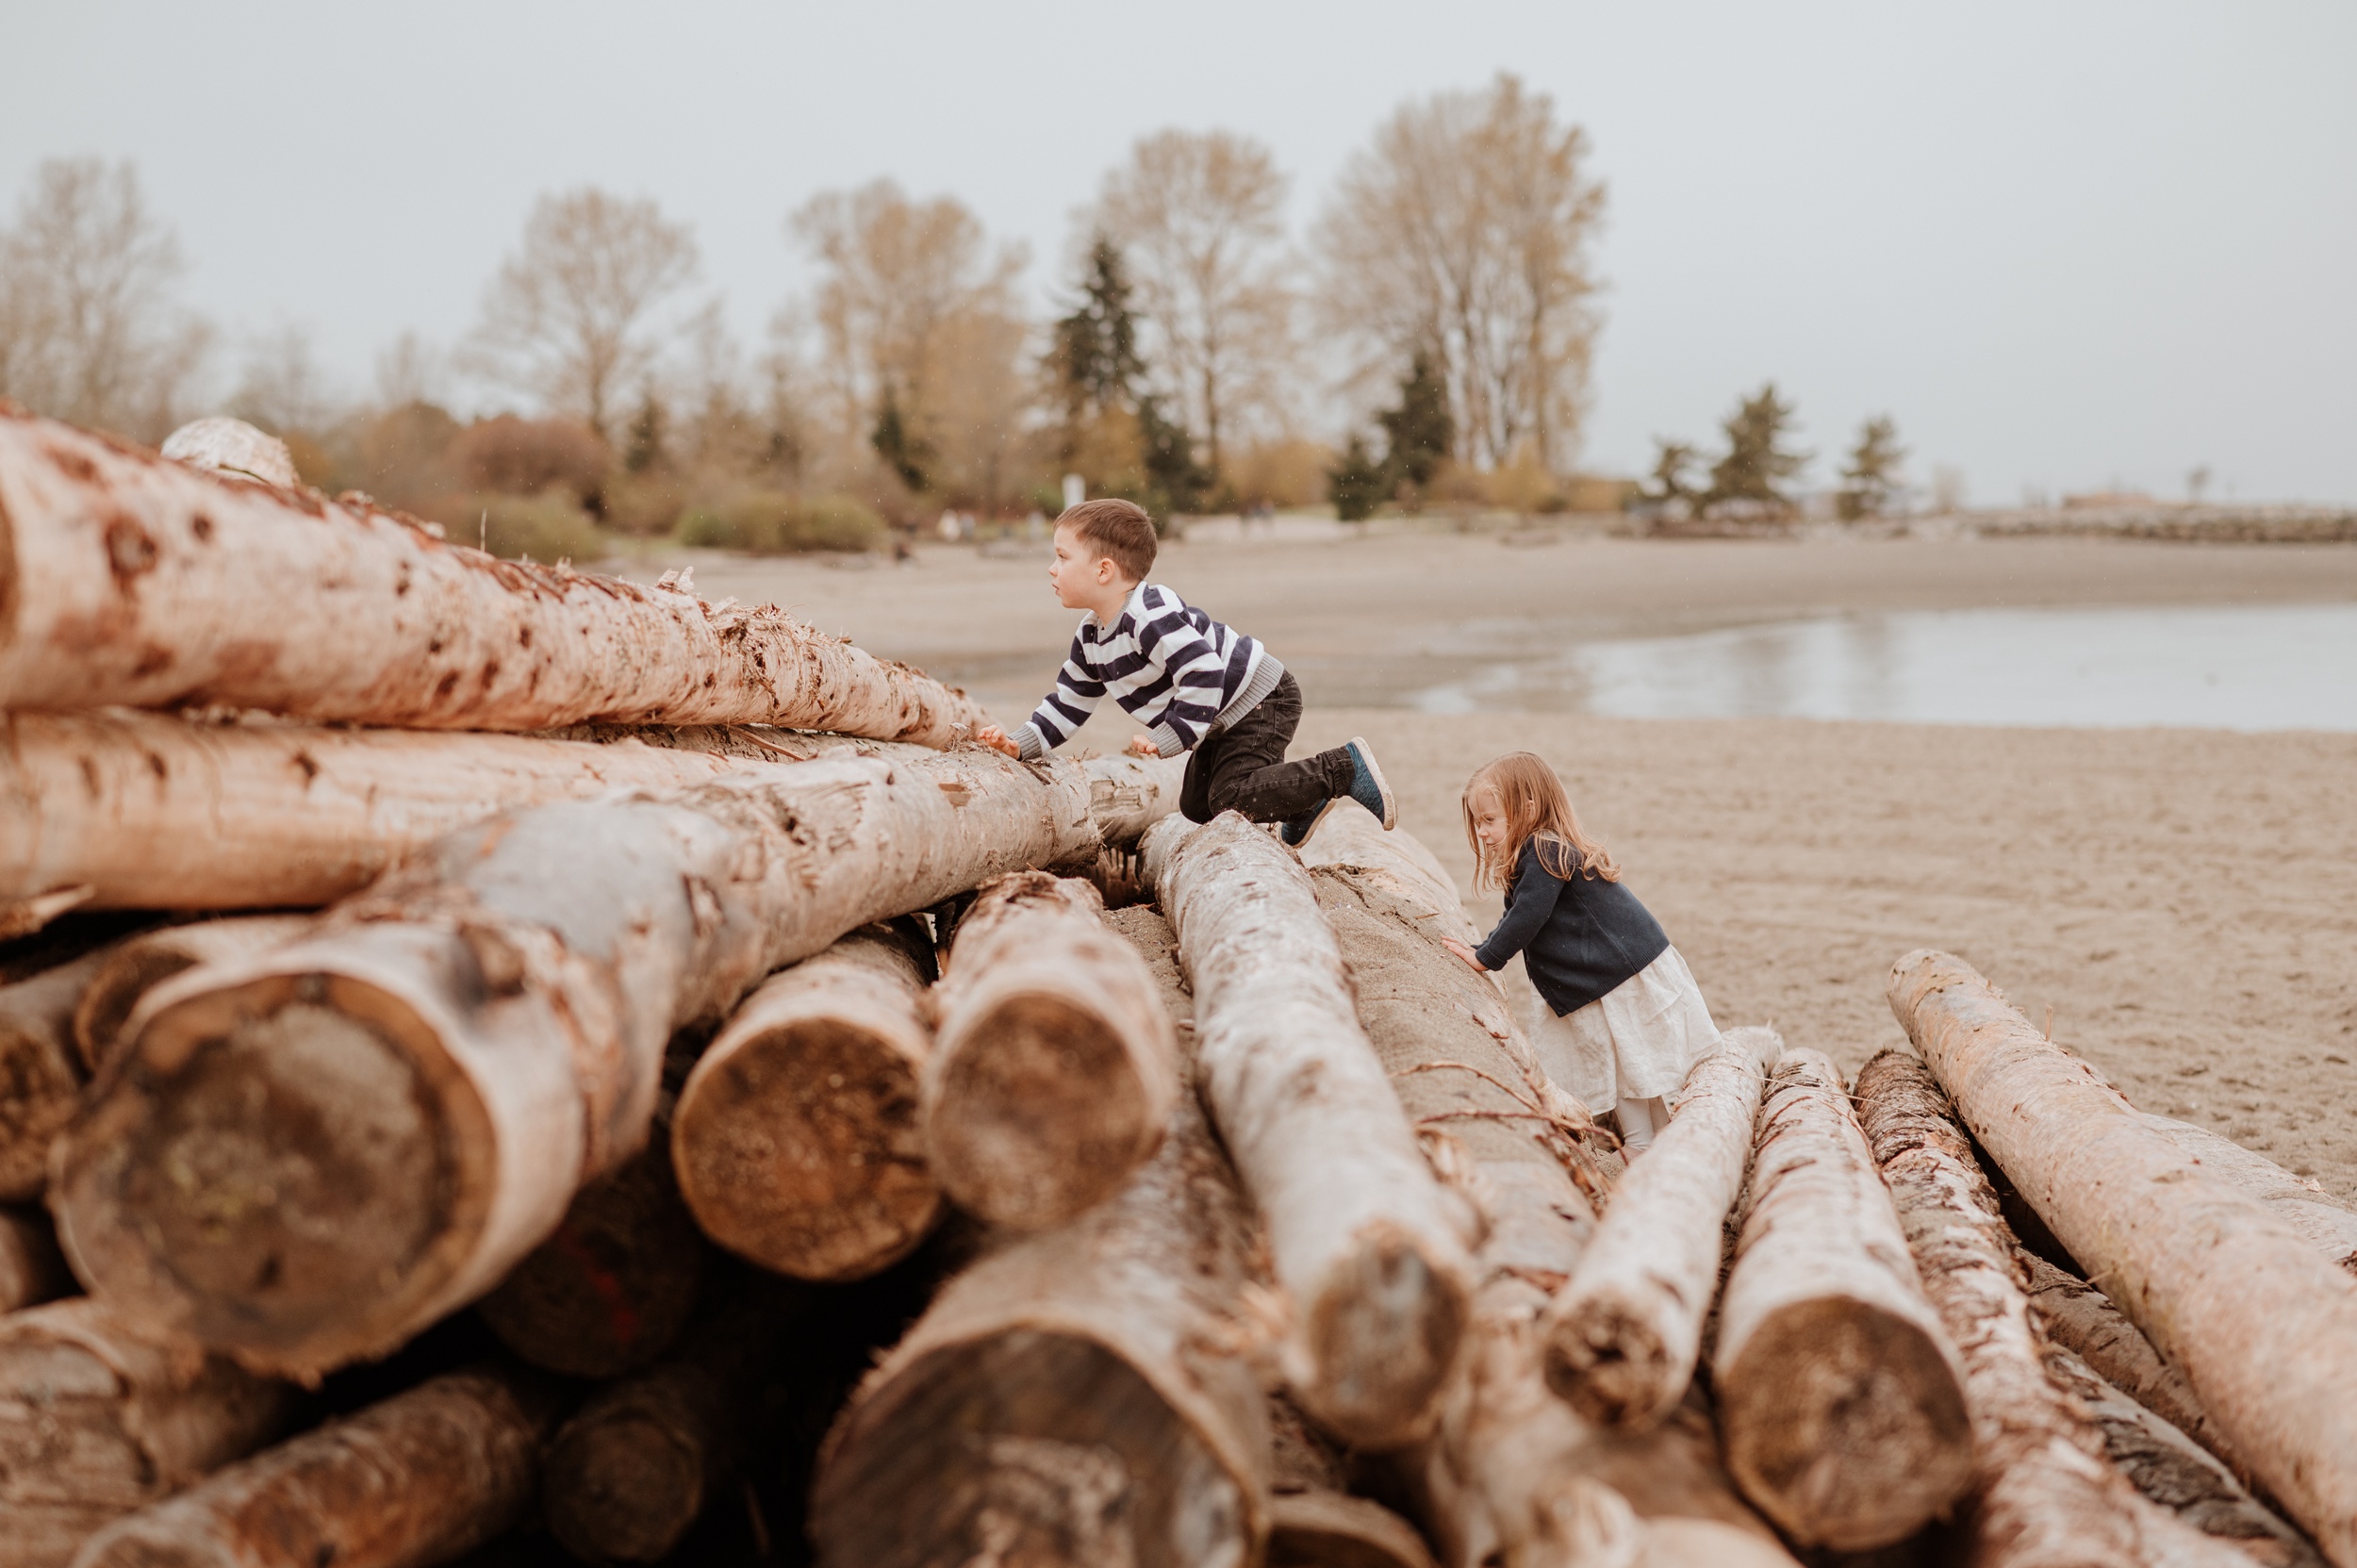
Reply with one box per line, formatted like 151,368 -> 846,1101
1616,1096 -> 1668,1152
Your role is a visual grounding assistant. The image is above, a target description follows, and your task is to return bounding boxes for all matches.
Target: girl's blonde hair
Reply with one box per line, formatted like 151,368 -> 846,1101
1461,751 -> 1622,891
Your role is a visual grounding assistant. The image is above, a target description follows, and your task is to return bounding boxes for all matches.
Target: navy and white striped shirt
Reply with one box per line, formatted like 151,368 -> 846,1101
1012,583 -> 1284,760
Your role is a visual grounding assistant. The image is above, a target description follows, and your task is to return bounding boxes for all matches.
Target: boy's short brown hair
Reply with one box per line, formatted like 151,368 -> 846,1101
1057,498 -> 1157,583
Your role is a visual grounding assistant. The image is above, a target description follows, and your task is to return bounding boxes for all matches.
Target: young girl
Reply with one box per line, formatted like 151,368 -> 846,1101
1442,752 -> 1720,1153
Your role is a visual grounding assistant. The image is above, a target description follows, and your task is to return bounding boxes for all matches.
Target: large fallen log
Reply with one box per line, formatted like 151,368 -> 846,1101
1538,1026 -> 1781,1428
0,1298 -> 292,1568
54,747 -> 1126,1378
2019,1251 -> 2249,1489
0,1203 -> 72,1313
924,872 -> 1178,1230
1855,1046 -> 2253,1568
0,408 -> 987,740
809,906 -> 1272,1568
1304,847 -> 1793,1568
475,1127 -> 706,1378
2042,1345 -> 2325,1568
72,916 -> 310,1068
1891,949 -> 2357,1567
672,930 -> 940,1280
69,1364 -> 560,1568
0,947 -> 112,1199
1713,1045 -> 1973,1551
1142,814 -> 1475,1449
2134,1112 -> 2357,1270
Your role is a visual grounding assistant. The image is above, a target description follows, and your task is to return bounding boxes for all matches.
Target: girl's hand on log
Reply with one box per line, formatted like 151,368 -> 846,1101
974,724 -> 1019,759
1441,936 -> 1486,972
1127,734 -> 1162,757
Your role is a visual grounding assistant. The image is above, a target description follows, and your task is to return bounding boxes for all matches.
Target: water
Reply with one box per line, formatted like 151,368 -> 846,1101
1412,603 -> 2357,732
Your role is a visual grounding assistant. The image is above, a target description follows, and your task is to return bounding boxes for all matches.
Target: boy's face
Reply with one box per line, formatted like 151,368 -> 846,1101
1048,524 -> 1133,611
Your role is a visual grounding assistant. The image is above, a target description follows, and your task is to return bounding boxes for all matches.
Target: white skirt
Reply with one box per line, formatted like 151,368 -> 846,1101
1526,946 -> 1721,1112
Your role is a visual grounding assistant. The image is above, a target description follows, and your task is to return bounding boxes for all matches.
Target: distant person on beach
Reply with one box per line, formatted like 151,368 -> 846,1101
974,498 -> 1396,840
1443,751 -> 1721,1153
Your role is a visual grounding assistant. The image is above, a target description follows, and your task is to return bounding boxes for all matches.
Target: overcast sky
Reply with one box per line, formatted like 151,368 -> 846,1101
6,1 -> 2353,503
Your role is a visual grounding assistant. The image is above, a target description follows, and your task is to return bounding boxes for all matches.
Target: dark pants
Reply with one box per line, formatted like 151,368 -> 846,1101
1178,671 -> 1353,824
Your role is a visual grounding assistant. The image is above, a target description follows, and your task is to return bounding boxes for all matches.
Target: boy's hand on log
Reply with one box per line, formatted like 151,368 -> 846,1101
1127,734 -> 1162,757
1441,936 -> 1486,971
973,723 -> 1020,759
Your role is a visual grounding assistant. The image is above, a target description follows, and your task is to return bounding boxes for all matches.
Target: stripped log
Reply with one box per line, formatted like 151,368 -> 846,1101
810,906 -> 1272,1568
1714,1046 -> 1973,1551
0,1203 -> 72,1312
925,873 -> 1178,1230
475,1125 -> 705,1378
1855,1047 -> 2252,1568
1891,949 -> 2357,1567
1304,844 -> 1792,1567
2043,1345 -> 2324,1568
1266,1394 -> 1439,1568
0,948 -> 111,1199
1539,1026 -> 1781,1428
672,931 -> 939,1280
70,1364 -> 560,1568
73,916 -> 309,1069
2019,1251 -> 2250,1489
1142,813 -> 1475,1449
55,747 -> 1120,1378
0,1298 -> 291,1568
0,407 -> 987,741
2135,1113 -> 2357,1270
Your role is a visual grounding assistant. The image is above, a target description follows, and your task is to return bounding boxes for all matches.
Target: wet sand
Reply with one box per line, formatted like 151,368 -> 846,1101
629,530 -> 2357,1196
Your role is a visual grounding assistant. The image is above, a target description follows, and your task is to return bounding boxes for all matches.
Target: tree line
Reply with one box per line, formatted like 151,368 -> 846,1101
0,74 -> 1617,552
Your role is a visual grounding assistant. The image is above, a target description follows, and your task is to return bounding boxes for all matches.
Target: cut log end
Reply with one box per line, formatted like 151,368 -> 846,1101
544,1408 -> 710,1563
1543,1293 -> 1677,1427
1269,1490 -> 1440,1568
1717,1296 -> 1975,1551
812,1328 -> 1254,1568
929,987 -> 1168,1230
55,970 -> 483,1362
1302,1222 -> 1472,1451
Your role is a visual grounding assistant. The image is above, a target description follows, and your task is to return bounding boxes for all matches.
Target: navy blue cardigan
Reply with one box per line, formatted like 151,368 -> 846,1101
1474,838 -> 1670,1015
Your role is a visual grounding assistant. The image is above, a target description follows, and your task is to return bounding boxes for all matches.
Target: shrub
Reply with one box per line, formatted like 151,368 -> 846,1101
603,472 -> 691,537
466,491 -> 610,565
674,490 -> 887,554
450,415 -> 610,503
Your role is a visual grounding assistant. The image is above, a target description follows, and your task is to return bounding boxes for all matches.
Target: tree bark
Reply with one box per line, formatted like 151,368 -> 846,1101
1713,1045 -> 1974,1551
2044,1346 -> 2324,1568
474,1124 -> 705,1379
0,947 -> 110,1200
1141,814 -> 1475,1450
0,409 -> 987,741
1538,1025 -> 1782,1428
1303,849 -> 1793,1568
0,1298 -> 292,1568
0,1203 -> 72,1313
2133,1113 -> 2357,1270
925,872 -> 1178,1230
671,931 -> 940,1282
809,905 -> 1273,1568
72,917 -> 311,1070
53,747 -> 1120,1378
2019,1251 -> 2250,1491
1890,949 -> 2357,1568
1855,1046 -> 2253,1568
68,1364 -> 560,1568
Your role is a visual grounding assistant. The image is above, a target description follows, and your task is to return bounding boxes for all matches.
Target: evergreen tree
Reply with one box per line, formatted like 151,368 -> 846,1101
1644,438 -> 1704,512
1138,393 -> 1211,518
1050,236 -> 1146,430
623,388 -> 667,474
1376,350 -> 1453,497
870,391 -> 931,492
1706,383 -> 1808,513
1327,432 -> 1389,522
1836,414 -> 1906,520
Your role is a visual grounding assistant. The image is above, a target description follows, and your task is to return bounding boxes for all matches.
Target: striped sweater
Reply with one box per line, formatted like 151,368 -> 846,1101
1012,583 -> 1284,760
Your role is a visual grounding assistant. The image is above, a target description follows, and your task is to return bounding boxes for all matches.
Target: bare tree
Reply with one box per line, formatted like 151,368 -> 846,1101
465,188 -> 699,442
230,322 -> 341,435
1316,74 -> 1605,473
787,179 -> 1028,504
1094,130 -> 1294,483
0,157 -> 211,440
374,331 -> 447,411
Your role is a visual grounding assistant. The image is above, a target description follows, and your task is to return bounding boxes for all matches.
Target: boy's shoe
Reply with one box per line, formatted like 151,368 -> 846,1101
1342,736 -> 1398,830
1279,798 -> 1342,848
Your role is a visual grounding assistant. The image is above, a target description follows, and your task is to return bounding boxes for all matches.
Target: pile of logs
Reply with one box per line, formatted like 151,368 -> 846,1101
1,408 -> 2350,1568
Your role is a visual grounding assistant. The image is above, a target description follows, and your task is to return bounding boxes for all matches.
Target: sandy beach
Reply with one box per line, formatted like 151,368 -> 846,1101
631,528 -> 2357,1196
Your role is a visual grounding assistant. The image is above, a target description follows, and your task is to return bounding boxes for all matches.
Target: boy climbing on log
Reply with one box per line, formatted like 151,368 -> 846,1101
977,498 -> 1396,843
